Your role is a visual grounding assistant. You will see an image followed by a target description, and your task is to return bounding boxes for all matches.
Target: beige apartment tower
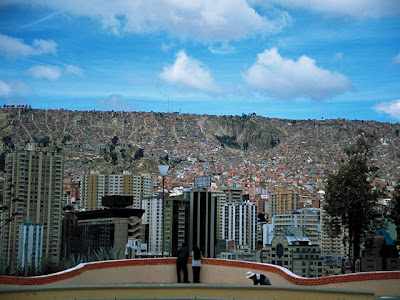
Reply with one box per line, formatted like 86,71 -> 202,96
1,142 -> 64,273
81,171 -> 152,210
268,187 -> 300,223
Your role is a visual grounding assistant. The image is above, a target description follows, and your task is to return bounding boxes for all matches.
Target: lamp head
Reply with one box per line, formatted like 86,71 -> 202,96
158,165 -> 169,177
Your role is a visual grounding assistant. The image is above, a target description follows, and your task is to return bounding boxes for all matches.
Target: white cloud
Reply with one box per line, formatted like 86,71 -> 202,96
373,99 -> 400,120
0,79 -> 30,98
243,48 -> 352,100
65,64 -> 84,76
267,0 -> 400,18
394,53 -> 400,64
9,0 -> 291,43
27,64 -> 83,80
0,80 -> 12,97
98,94 -> 137,111
161,43 -> 175,52
0,33 -> 57,58
27,65 -> 62,80
208,43 -> 236,55
160,50 -> 221,94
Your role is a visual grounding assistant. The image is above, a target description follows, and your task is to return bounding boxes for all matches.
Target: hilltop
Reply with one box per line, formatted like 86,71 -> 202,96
0,107 -> 399,197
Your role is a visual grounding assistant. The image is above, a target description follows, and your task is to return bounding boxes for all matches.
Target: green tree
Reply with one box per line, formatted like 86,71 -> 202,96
389,179 -> 400,244
324,135 -> 379,272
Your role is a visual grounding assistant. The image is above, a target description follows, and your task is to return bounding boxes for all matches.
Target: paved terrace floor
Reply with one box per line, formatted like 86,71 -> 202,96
0,258 -> 399,300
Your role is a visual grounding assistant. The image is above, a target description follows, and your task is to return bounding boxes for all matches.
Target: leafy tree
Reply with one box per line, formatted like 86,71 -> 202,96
133,148 -> 144,160
324,134 -> 380,272
389,179 -> 400,244
111,135 -> 118,145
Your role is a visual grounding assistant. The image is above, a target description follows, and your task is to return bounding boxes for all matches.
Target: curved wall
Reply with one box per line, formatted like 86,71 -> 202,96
0,258 -> 399,297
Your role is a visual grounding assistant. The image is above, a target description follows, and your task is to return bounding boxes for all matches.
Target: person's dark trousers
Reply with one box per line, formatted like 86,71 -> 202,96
177,262 -> 188,283
192,266 -> 201,283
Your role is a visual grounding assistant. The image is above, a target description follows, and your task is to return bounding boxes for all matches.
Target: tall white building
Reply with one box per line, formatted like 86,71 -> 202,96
17,223 -> 43,272
222,201 -> 257,251
141,195 -> 163,254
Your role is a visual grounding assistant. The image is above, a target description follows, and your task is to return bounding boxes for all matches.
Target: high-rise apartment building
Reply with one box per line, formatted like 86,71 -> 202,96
1,142 -> 64,272
164,194 -> 190,257
320,208 -> 346,256
212,190 -> 227,240
222,201 -> 257,251
80,171 -> 152,210
190,188 -> 217,258
268,187 -> 300,223
141,194 -> 163,255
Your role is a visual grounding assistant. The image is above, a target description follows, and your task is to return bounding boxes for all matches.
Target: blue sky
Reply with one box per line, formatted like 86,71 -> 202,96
0,1 -> 399,122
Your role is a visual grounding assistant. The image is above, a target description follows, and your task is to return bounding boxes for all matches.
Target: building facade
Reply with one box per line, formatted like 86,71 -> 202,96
272,208 -> 321,245
1,142 -> 64,272
222,201 -> 257,251
17,223 -> 43,273
261,235 -> 323,278
190,188 -> 217,258
268,187 -> 299,223
141,195 -> 163,255
80,171 -> 152,211
164,195 -> 190,257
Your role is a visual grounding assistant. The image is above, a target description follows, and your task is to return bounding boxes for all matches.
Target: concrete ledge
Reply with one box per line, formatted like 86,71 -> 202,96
0,258 -> 399,297
0,283 -> 375,300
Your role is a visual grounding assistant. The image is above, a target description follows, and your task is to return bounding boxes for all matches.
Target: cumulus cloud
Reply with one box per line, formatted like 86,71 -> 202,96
373,99 -> 400,120
27,65 -> 62,80
98,94 -> 137,111
160,50 -> 221,94
266,0 -> 400,18
243,48 -> 352,100
27,64 -> 83,80
0,79 -> 30,98
394,53 -> 400,64
65,64 -> 84,76
0,33 -> 57,58
7,0 -> 291,43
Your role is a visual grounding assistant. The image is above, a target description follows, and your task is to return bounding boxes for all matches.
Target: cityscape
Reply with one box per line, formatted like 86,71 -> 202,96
0,1 -> 400,298
0,107 -> 399,280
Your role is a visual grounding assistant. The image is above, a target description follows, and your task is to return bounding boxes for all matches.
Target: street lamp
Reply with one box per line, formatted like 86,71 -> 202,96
158,164 -> 169,257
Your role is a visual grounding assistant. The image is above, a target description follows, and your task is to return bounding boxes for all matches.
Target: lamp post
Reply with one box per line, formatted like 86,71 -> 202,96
158,164 -> 169,257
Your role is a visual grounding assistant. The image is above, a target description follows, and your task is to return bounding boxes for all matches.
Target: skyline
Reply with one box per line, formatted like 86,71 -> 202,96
0,1 -> 399,122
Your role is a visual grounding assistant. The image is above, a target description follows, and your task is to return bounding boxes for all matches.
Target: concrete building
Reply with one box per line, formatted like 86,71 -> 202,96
1,142 -> 64,272
141,194 -> 163,255
80,171 -> 106,211
164,194 -> 190,257
212,190 -> 227,240
17,223 -> 43,273
222,201 -> 257,251
219,186 -> 243,202
268,187 -> 300,223
64,196 -> 145,258
272,208 -> 321,245
80,171 -> 152,211
261,235 -> 324,278
190,188 -> 217,258
320,208 -> 346,256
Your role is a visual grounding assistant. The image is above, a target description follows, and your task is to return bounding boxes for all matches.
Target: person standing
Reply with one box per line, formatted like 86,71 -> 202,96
176,243 -> 189,283
246,271 -> 271,285
192,245 -> 202,283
